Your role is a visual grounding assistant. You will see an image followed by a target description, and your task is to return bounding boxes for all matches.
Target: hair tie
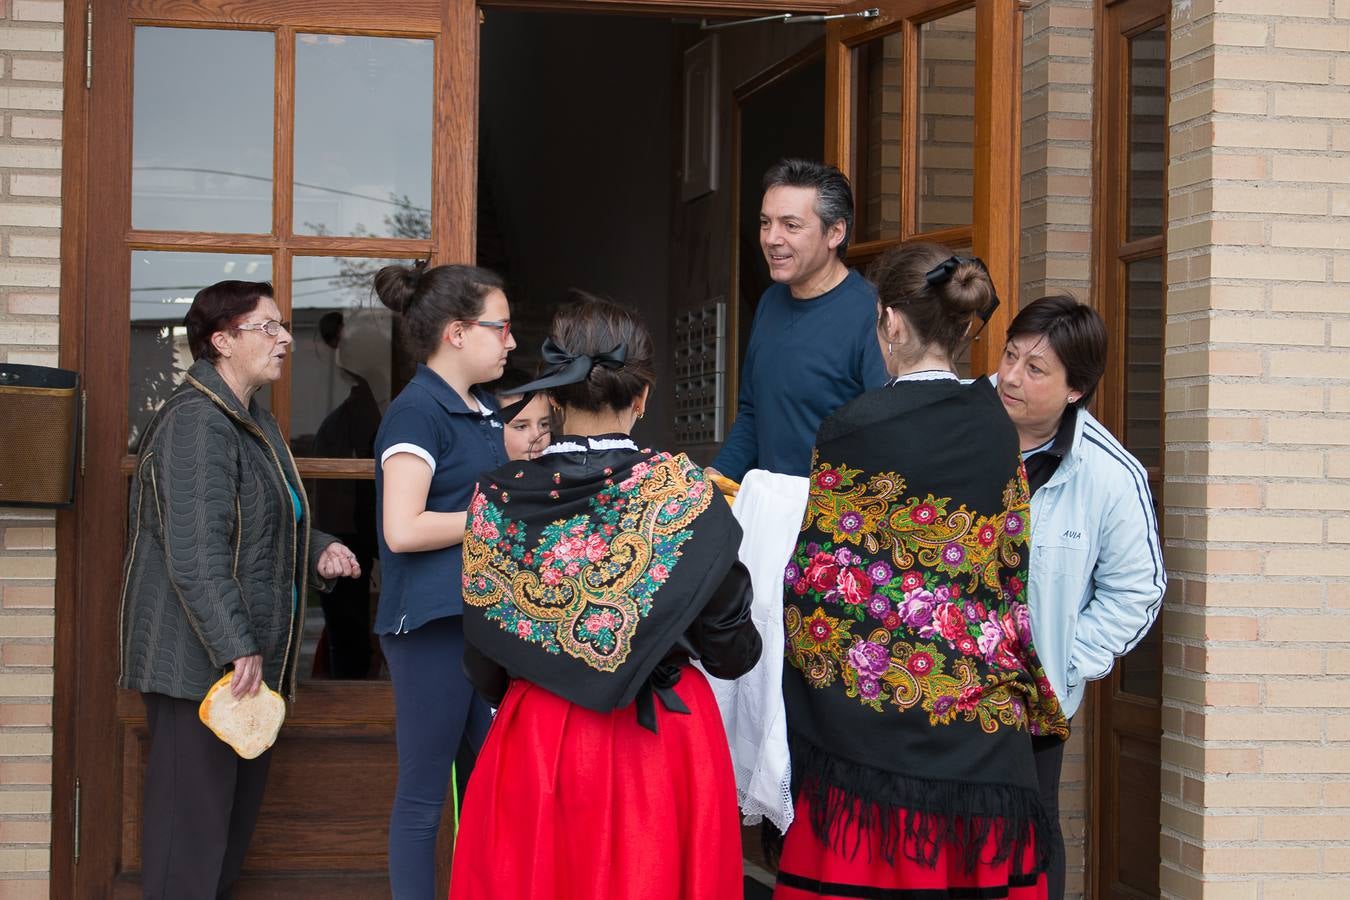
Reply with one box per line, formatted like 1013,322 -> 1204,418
924,255 -> 1001,324
499,337 -> 628,422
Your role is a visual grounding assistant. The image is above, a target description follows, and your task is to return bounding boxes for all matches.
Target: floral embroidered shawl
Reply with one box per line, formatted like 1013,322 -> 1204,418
462,441 -> 742,715
782,378 -> 1068,875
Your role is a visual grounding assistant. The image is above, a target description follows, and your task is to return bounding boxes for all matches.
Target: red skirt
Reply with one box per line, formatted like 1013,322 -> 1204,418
774,791 -> 1046,900
448,665 -> 743,900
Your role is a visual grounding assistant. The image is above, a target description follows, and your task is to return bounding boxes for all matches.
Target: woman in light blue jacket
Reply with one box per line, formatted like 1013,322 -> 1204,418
993,295 -> 1165,900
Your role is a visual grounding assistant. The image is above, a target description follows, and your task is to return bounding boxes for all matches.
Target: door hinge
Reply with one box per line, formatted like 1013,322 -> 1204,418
73,777 -> 81,863
85,4 -> 93,89
79,389 -> 87,477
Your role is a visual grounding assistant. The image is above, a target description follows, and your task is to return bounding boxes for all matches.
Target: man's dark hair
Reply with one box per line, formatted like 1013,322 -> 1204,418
763,159 -> 855,259
318,311 -> 344,349
1005,294 -> 1108,409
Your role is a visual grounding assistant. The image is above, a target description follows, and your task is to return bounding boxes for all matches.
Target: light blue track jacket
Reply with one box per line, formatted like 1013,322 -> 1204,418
1024,405 -> 1166,719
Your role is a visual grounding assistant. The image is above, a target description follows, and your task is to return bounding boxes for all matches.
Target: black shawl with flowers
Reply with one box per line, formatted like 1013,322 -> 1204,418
782,378 -> 1068,876
461,441 -> 747,721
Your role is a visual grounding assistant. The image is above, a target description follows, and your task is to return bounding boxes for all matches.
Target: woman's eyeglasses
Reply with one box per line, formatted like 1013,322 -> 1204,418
236,320 -> 291,337
467,319 -> 512,342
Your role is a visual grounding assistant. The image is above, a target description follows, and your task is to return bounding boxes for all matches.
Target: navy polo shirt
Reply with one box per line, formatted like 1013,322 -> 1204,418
373,364 -> 507,635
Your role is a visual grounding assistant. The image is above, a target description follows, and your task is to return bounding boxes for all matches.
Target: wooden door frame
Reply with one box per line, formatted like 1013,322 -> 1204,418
52,5 -> 91,897
52,0 -> 474,893
822,0 -> 1021,376
1089,0 -> 1168,897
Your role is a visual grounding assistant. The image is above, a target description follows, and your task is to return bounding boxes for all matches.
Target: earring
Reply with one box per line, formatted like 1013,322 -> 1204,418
1067,395 -> 1079,404
886,342 -> 893,357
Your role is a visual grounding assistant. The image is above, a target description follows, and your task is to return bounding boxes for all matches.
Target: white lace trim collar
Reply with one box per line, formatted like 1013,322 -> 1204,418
539,436 -> 639,456
887,369 -> 959,386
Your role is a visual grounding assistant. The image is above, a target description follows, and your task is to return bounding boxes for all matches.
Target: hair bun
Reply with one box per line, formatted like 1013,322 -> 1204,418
938,261 -> 994,318
372,262 -> 422,315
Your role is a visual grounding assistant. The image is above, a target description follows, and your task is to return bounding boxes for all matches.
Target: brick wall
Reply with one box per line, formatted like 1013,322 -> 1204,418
0,0 -> 62,895
1020,3 -> 1094,897
1162,0 -> 1350,896
1020,0 -> 1094,305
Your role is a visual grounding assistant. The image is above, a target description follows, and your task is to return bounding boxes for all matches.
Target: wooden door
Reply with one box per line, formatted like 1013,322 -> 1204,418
58,0 -> 476,895
1091,0 -> 1168,896
823,0 -> 1022,374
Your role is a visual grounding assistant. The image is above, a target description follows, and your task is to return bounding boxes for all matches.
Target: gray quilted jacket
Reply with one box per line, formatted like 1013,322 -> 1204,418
118,359 -> 336,701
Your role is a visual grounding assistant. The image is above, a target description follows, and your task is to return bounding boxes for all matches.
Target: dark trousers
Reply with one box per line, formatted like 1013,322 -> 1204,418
141,692 -> 273,900
380,616 -> 492,900
1033,734 -> 1067,900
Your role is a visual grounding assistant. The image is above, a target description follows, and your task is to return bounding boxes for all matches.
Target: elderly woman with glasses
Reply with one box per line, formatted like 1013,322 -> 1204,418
119,279 -> 361,900
370,261 -> 516,899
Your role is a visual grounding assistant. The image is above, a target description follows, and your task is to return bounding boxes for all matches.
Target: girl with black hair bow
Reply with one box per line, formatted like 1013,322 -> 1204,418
449,292 -> 762,900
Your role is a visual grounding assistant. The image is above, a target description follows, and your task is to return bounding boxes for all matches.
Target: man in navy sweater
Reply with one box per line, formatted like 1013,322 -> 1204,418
711,159 -> 889,480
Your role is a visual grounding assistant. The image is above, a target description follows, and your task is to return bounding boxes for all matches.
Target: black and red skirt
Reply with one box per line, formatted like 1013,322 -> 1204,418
448,665 -> 743,900
774,789 -> 1046,900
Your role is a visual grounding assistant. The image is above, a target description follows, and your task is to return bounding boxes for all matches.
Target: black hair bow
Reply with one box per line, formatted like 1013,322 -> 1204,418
499,337 -> 628,422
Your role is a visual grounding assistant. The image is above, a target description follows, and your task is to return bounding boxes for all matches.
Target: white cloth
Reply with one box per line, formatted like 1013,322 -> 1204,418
697,469 -> 808,834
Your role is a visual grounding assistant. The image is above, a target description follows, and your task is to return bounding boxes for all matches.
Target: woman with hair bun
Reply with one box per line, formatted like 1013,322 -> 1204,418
774,243 -> 1069,899
450,291 -> 763,900
372,261 -> 515,899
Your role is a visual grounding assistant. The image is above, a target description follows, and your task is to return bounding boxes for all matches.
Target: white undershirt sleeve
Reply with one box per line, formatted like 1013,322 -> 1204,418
380,442 -> 435,472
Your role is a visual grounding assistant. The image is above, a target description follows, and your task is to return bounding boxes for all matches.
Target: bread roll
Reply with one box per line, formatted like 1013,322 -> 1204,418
197,671 -> 286,759
709,473 -> 740,505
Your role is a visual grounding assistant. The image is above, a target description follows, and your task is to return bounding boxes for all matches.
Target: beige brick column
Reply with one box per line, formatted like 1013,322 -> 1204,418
0,0 -> 63,895
1020,3 -> 1094,897
1020,0 -> 1093,302
1163,0 -> 1350,896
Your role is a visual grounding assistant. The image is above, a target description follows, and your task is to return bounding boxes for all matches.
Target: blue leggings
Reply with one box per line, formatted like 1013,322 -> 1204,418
381,616 -> 492,899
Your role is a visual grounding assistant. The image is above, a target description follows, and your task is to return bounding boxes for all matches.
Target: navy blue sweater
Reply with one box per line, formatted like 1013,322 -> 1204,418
713,269 -> 889,480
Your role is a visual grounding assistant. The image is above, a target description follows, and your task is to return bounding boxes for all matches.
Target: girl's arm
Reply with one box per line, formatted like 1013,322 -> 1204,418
380,452 -> 467,553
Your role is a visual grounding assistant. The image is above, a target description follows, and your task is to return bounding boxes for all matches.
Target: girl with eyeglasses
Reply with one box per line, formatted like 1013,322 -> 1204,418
371,261 -> 516,899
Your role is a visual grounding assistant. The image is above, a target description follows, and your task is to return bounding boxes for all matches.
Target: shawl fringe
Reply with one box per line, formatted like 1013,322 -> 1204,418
789,734 -> 1052,877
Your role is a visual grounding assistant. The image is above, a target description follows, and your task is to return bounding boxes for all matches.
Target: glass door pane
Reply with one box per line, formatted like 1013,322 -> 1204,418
1127,25 -> 1167,240
293,34 -> 435,238
128,250 -> 274,452
852,30 -> 904,244
288,256 -> 418,681
300,474 -> 382,680
132,28 -> 275,233
917,7 -> 976,232
288,256 -> 406,458
1124,256 -> 1163,470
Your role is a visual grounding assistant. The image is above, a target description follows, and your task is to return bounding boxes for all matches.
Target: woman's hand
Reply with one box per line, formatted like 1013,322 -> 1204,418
318,542 -> 361,579
231,654 -> 264,698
